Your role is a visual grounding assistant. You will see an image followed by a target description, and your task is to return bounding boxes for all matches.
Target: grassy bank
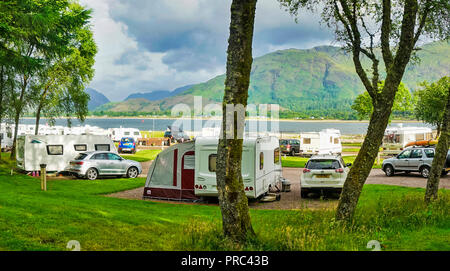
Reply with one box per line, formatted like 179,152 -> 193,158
0,157 -> 448,251
122,149 -> 162,162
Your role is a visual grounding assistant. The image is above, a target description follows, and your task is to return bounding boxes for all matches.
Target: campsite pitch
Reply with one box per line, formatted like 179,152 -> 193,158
107,168 -> 450,210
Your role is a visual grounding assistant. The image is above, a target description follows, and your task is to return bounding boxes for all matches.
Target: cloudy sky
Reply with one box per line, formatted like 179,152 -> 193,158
79,0 -> 334,101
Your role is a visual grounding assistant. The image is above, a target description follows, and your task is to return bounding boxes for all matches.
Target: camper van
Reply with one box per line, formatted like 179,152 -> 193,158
144,136 -> 283,201
109,127 -> 141,142
299,129 -> 342,156
383,126 -> 433,154
16,135 -> 117,172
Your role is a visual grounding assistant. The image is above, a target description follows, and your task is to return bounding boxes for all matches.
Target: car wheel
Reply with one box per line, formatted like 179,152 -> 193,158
290,150 -> 295,156
86,168 -> 98,181
127,167 -> 139,179
420,166 -> 431,178
384,165 -> 395,177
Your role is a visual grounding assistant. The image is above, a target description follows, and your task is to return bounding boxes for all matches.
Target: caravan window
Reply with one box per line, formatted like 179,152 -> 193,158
274,148 -> 280,164
124,132 -> 130,136
134,132 -> 140,136
303,138 -> 311,145
416,133 -> 425,141
334,138 -> 340,144
47,145 -> 63,155
209,154 -> 217,172
74,144 -> 87,152
260,152 -> 264,170
95,144 -> 110,151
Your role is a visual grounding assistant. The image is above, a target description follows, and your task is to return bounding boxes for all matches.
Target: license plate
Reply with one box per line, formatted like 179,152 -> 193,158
316,174 -> 331,179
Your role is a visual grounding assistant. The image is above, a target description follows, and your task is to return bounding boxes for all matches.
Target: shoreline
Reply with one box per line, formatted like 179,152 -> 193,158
20,116 -> 424,124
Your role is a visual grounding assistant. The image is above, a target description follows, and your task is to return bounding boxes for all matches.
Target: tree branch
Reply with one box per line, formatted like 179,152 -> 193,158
338,0 -> 377,99
381,0 -> 394,69
414,0 -> 432,44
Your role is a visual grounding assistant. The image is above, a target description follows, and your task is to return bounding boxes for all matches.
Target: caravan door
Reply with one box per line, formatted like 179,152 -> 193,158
181,151 -> 196,199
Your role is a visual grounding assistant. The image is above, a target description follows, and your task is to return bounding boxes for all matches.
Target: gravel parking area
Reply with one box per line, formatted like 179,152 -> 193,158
108,167 -> 449,210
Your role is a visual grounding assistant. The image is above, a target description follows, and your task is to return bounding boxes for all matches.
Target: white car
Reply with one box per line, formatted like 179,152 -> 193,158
300,155 -> 351,198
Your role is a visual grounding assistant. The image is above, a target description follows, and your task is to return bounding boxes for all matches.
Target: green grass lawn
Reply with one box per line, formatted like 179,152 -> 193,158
122,149 -> 162,162
282,156 -> 383,169
0,156 -> 448,251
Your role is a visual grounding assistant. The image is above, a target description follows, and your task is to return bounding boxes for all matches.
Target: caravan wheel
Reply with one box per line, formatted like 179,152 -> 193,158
86,168 -> 98,180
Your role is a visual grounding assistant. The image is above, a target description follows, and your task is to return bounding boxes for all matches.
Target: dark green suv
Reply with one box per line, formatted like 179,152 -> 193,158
280,139 -> 301,156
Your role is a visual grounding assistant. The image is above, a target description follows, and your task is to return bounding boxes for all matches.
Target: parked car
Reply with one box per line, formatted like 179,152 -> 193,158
382,147 -> 450,178
300,155 -> 352,198
279,139 -> 301,156
164,129 -> 190,144
67,151 -> 142,180
118,137 -> 137,154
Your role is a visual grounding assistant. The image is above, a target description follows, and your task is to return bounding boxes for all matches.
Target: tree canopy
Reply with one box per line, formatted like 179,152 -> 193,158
0,0 -> 96,156
352,82 -> 414,120
414,76 -> 450,136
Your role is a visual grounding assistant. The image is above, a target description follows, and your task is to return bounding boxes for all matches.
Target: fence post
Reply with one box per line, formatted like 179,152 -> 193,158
40,164 -> 47,191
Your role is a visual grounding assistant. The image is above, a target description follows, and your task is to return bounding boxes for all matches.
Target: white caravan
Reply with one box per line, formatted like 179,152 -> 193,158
299,129 -> 342,156
144,136 -> 283,200
383,126 -> 433,147
16,135 -> 117,172
383,125 -> 433,153
109,127 -> 141,141
195,136 -> 282,198
0,132 -> 13,150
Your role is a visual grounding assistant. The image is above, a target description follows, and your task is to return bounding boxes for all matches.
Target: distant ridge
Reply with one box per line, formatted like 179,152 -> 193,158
124,84 -> 194,102
94,41 -> 450,115
86,88 -> 110,111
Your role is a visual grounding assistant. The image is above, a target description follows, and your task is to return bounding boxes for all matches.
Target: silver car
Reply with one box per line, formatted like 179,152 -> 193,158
67,151 -> 142,180
382,147 -> 450,178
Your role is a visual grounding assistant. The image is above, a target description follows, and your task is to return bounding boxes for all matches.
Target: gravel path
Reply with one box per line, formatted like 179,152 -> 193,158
107,168 -> 449,210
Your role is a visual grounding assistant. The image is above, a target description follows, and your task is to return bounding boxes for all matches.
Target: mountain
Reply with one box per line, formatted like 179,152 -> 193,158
124,85 -> 195,101
86,88 -> 110,110
94,41 -> 450,116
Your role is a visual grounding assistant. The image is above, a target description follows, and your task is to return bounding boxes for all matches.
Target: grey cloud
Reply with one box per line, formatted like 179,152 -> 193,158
109,0 -> 333,73
87,0 -> 334,101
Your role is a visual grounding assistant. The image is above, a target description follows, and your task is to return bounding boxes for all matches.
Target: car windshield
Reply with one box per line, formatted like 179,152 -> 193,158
74,153 -> 88,161
307,159 -> 341,170
121,138 -> 133,143
164,131 -> 171,137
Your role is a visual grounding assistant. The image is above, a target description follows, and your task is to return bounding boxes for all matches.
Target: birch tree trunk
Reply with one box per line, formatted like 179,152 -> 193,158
216,0 -> 257,243
425,88 -> 450,203
336,0 -> 419,221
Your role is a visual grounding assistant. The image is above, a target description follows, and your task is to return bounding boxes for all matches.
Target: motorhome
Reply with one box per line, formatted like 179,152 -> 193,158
144,136 -> 283,201
383,125 -> 433,154
16,135 -> 117,172
109,127 -> 141,142
299,129 -> 342,156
